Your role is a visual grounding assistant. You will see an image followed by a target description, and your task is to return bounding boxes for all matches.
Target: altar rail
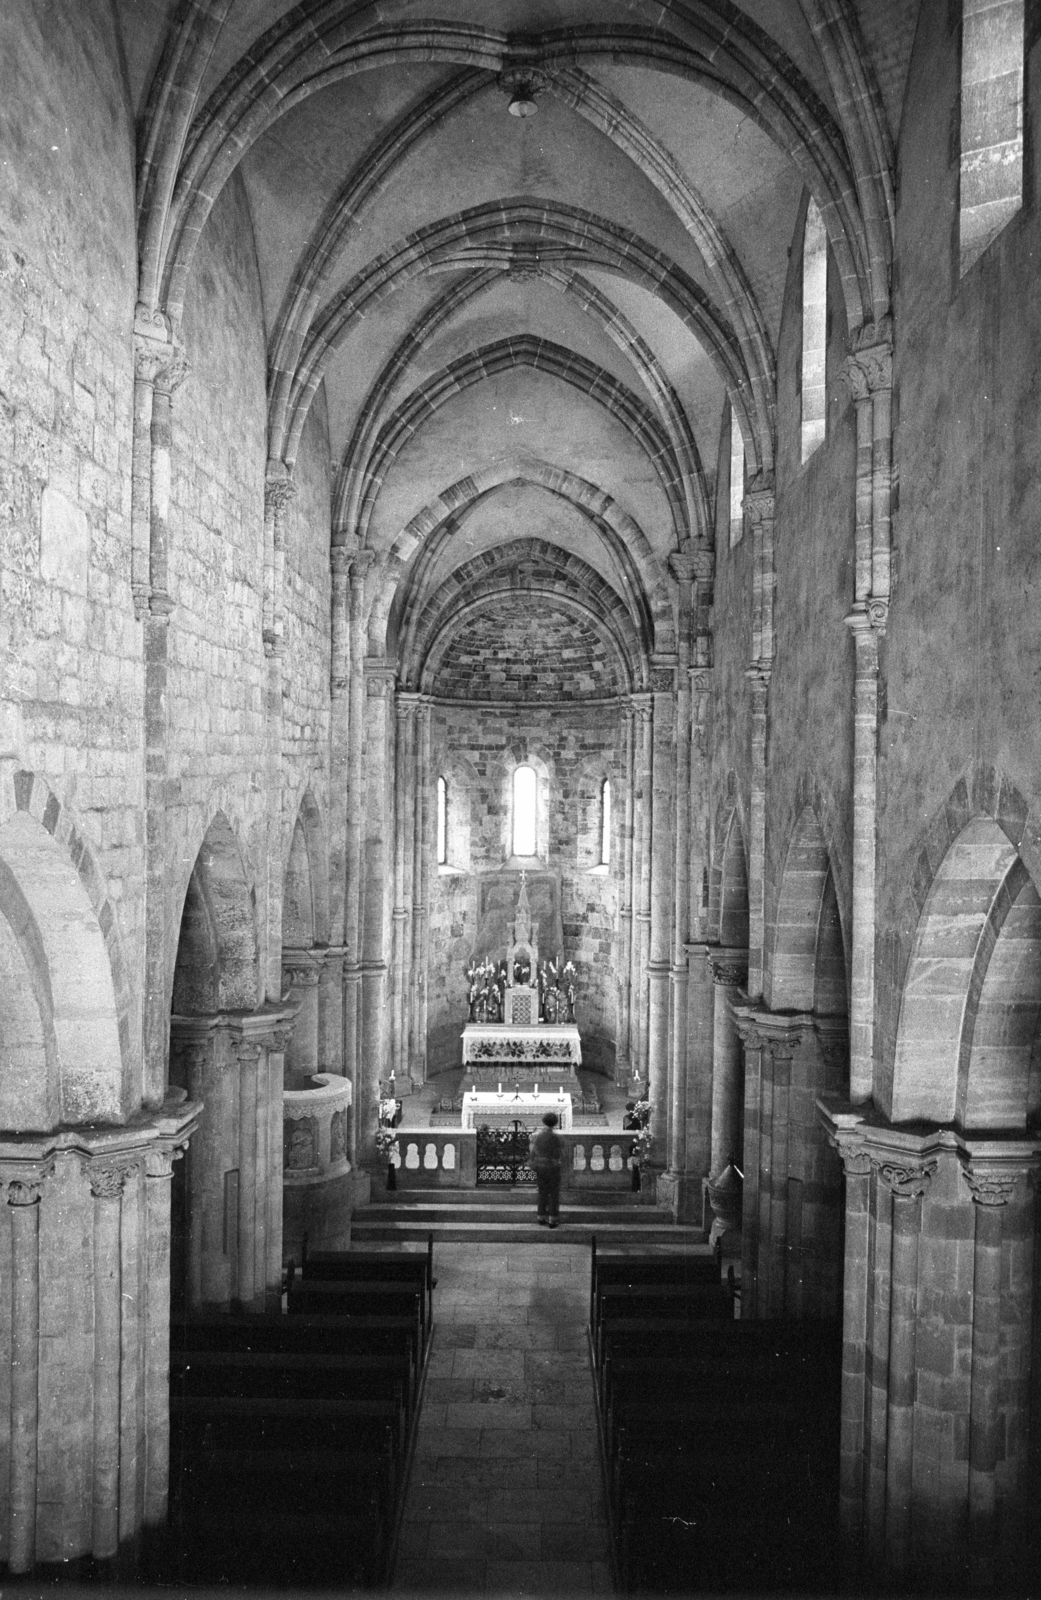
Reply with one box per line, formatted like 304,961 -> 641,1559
385,1129 -> 640,1190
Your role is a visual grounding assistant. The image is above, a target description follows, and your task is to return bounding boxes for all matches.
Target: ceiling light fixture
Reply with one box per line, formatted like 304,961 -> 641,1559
507,81 -> 538,118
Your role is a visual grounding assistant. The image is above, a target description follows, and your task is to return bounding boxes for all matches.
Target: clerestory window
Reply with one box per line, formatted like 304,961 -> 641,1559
959,0 -> 1025,277
801,197 -> 828,462
729,406 -> 745,548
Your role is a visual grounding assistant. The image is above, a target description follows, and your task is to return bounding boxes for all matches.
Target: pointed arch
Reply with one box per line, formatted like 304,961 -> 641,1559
171,812 -> 259,1016
892,817 -> 1041,1130
710,802 -> 750,950
768,806 -> 845,1014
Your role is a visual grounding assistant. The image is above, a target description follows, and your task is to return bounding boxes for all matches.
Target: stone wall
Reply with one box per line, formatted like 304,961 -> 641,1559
874,6 -> 1041,1101
0,0 -> 145,1096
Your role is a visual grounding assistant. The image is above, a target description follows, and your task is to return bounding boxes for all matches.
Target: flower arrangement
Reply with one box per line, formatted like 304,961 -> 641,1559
374,1127 -> 399,1159
630,1123 -> 653,1161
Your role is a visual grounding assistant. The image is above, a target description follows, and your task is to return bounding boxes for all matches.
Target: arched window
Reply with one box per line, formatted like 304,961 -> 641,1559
512,765 -> 538,857
600,779 -> 611,866
729,405 -> 745,547
959,0 -> 1024,276
801,197 -> 827,462
436,776 -> 447,865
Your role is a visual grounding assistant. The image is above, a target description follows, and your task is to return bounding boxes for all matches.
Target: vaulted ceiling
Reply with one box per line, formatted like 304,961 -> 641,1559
124,0 -> 917,694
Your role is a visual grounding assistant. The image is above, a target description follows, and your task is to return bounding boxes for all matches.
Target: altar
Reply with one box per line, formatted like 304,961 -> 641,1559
462,874 -> 582,1090
462,1087 -> 573,1132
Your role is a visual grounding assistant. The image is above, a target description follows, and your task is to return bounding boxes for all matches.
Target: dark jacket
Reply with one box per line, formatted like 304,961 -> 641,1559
530,1126 -> 562,1170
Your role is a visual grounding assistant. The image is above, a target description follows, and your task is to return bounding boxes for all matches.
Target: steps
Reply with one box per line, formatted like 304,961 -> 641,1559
351,1188 -> 708,1246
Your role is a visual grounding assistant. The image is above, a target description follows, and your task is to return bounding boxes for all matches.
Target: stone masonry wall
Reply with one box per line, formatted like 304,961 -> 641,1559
0,0 -> 146,1097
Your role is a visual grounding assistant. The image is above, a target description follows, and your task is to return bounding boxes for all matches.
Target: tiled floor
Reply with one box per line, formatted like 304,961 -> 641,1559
391,1242 -> 614,1596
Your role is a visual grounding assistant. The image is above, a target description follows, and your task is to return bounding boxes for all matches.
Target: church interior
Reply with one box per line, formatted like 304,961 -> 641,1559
1,0 -> 1040,1593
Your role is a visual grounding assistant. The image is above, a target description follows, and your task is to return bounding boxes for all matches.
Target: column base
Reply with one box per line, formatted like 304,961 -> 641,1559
655,1170 -> 709,1225
349,1167 -> 372,1212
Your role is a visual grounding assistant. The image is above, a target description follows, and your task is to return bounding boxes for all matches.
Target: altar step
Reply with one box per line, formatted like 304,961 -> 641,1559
351,1189 -> 706,1246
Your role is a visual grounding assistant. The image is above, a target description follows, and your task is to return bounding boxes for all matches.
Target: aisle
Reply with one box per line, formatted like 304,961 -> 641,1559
391,1242 -> 613,1596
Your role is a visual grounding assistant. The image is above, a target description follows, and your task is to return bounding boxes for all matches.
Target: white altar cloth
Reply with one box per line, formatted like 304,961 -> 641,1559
462,1088 -> 573,1131
461,1023 -> 581,1066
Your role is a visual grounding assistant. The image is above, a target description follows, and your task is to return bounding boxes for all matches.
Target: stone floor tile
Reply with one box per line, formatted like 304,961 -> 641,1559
411,1426 -> 483,1459
452,1348 -> 527,1383
394,1555 -> 487,1592
540,1523 -> 610,1562
431,1322 -> 478,1348
446,1400 -> 532,1430
539,1559 -> 597,1592
474,1323 -> 560,1350
479,1429 -> 560,1459
423,1375 -> 477,1404
536,1457 -> 601,1490
532,1402 -> 595,1431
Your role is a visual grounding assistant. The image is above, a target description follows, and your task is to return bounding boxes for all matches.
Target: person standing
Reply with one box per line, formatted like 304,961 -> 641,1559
530,1110 -> 563,1228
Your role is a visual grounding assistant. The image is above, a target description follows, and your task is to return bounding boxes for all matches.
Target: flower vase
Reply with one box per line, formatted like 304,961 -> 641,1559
386,1160 -> 397,1191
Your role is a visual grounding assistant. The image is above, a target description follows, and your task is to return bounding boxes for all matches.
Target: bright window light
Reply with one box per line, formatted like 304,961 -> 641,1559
513,765 -> 537,856
601,779 -> 611,866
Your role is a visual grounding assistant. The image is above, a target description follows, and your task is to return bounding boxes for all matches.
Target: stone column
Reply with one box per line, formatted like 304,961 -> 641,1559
842,327 -> 892,1102
669,941 -> 715,1222
743,480 -> 775,1002
327,540 -> 353,1079
818,1100 -> 1041,1590
631,694 -> 653,1090
171,1008 -> 294,1313
262,465 -> 295,1004
730,1004 -> 810,1317
138,332 -> 189,1108
88,1159 -> 138,1560
708,949 -> 748,1177
0,1104 -> 197,1573
143,1142 -> 184,1536
360,659 -> 395,1166
647,665 -> 676,1189
3,1165 -> 50,1573
615,703 -> 635,1084
342,552 -> 375,1154
317,946 -> 346,1075
663,559 -> 696,1216
280,948 -> 323,1085
409,696 -> 432,1084
392,691 -> 420,1092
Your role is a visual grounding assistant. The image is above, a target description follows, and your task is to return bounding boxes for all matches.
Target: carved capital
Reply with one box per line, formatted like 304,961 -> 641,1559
234,1039 -> 264,1069
836,1141 -> 873,1178
153,345 -> 191,397
669,552 -> 698,586
649,667 -> 675,694
744,477 -> 775,528
4,1164 -> 53,1206
349,549 -> 378,585
145,1138 -> 189,1179
963,1168 -> 1016,1207
87,1160 -> 138,1200
874,1157 -> 935,1198
709,956 -> 747,988
264,467 -> 296,522
843,323 -> 893,400
867,598 -> 889,635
